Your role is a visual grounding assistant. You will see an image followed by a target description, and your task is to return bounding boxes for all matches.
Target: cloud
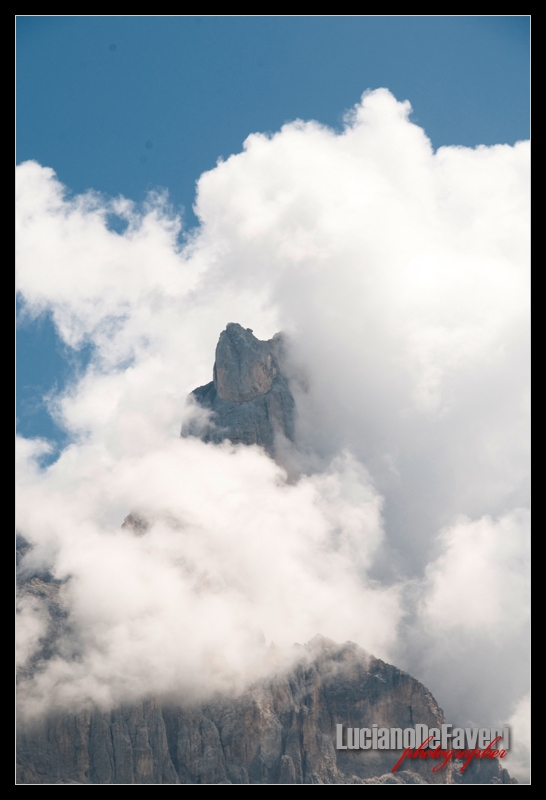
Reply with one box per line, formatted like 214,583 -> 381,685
421,510 -> 530,633
16,89 -> 529,776
16,592 -> 49,670
17,438 -> 398,715
503,693 -> 531,784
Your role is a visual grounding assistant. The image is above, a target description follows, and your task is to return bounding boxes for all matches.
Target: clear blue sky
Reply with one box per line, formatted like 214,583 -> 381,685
16,16 -> 530,448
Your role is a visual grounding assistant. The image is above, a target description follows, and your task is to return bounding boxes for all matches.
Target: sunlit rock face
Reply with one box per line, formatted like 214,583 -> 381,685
214,323 -> 282,403
183,323 -> 295,456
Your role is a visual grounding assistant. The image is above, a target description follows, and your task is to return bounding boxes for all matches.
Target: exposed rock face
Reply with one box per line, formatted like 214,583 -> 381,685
16,589 -> 515,786
182,323 -> 295,456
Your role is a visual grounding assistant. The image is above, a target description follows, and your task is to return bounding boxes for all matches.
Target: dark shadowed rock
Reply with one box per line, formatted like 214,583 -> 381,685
182,323 -> 295,457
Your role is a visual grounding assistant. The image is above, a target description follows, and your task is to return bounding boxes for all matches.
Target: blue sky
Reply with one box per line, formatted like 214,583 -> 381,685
16,16 -> 530,447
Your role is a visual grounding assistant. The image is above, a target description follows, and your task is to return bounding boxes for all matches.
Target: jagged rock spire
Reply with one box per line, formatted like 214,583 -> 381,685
182,323 -> 295,456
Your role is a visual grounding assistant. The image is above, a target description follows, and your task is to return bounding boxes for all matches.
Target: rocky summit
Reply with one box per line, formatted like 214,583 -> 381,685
182,323 -> 295,457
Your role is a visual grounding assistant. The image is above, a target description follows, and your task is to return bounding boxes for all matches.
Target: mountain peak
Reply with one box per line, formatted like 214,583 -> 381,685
213,323 -> 284,403
183,324 -> 295,456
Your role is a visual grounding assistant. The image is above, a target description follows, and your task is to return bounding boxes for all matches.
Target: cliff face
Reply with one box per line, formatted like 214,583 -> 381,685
182,323 -> 295,457
16,325 -> 517,784
14,625 -> 499,785
16,609 -> 515,785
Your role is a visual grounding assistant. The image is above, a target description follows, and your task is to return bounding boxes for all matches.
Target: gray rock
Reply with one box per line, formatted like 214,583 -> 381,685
121,512 -> 150,535
182,323 -> 295,457
16,634 -> 516,784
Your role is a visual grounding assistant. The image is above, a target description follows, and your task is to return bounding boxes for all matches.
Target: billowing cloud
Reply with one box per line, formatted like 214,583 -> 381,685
503,693 -> 531,782
17,438 -> 398,716
16,89 -> 529,779
421,510 -> 530,633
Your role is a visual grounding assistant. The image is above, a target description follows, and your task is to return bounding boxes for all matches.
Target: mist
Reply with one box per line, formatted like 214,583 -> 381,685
16,89 -> 530,779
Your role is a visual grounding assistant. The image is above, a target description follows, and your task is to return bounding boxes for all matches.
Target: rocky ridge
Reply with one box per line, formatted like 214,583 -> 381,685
16,624 -> 513,784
